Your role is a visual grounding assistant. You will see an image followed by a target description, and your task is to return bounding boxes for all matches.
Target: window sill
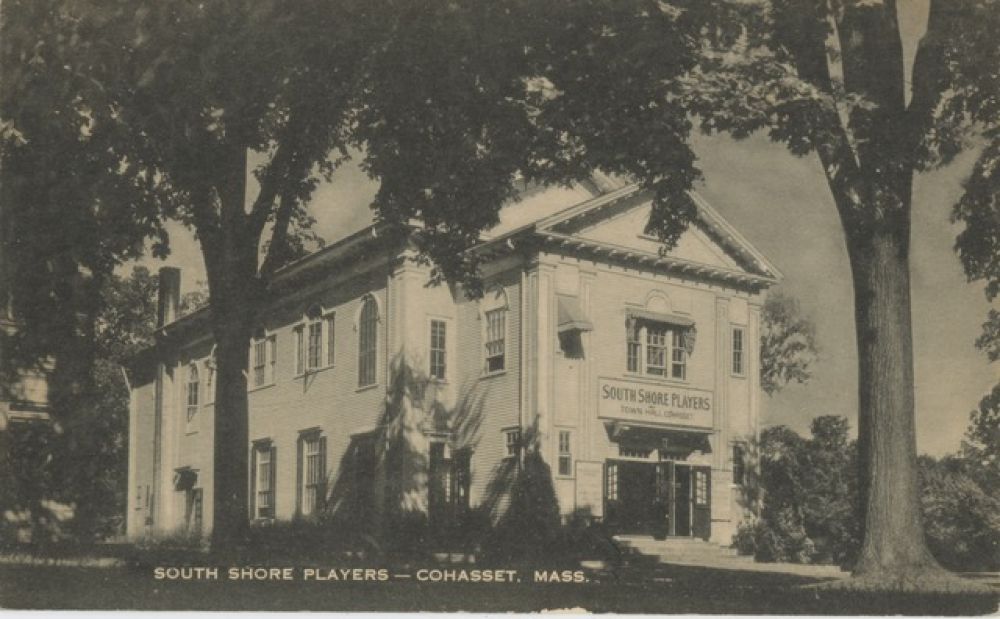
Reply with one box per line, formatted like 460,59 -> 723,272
480,370 -> 507,380
730,373 -> 746,380
355,383 -> 380,393
185,427 -> 199,436
248,382 -> 276,393
622,371 -> 689,386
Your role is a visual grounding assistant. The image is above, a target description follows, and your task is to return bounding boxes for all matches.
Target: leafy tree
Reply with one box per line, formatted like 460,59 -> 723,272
760,291 -> 818,396
919,455 -> 1000,572
742,419 -> 999,572
740,417 -> 859,565
2,0 -> 713,550
2,0 -> 168,543
533,0 -> 1000,588
0,267 -> 158,543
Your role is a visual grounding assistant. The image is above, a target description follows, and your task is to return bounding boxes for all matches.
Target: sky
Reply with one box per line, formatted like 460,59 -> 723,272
133,0 -> 998,456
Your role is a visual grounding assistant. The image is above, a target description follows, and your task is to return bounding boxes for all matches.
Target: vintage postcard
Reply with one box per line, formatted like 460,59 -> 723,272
1,0 -> 998,614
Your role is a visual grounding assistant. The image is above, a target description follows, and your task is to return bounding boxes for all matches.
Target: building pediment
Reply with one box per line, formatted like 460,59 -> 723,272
481,180 -> 780,289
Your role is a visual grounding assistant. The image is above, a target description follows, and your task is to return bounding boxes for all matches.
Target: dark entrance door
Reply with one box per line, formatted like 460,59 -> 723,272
618,461 -> 656,533
605,460 -> 658,533
673,465 -> 692,536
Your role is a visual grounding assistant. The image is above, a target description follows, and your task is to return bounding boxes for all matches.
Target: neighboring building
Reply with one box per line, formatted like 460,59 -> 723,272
0,205 -> 55,543
126,175 -> 779,545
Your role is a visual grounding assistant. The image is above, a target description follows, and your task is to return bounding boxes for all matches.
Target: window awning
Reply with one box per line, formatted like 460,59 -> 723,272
626,308 -> 695,328
173,467 -> 198,491
557,295 -> 593,333
604,421 -> 712,454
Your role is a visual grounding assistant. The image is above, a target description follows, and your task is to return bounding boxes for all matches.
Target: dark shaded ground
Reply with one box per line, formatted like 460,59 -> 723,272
2,559 -> 997,614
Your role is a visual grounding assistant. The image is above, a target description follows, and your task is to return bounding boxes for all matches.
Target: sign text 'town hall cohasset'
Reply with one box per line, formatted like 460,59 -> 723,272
597,377 -> 713,429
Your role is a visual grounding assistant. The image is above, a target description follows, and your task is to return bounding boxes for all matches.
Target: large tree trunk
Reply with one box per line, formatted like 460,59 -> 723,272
210,317 -> 252,550
843,218 -> 946,586
202,146 -> 258,551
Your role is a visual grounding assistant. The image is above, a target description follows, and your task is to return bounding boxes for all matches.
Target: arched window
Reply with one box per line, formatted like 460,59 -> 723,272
186,363 -> 199,431
481,287 -> 508,374
358,296 -> 379,387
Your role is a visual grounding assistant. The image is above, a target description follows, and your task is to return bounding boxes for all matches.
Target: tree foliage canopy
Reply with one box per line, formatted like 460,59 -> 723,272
760,290 -> 818,396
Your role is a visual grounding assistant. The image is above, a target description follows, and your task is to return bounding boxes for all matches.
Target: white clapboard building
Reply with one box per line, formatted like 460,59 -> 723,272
126,174 -> 780,546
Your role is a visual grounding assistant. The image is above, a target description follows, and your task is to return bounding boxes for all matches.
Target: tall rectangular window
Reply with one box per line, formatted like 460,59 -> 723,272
358,296 -> 379,387
325,314 -> 336,367
671,330 -> 687,379
430,319 -> 447,380
733,443 -> 746,486
307,320 -> 323,371
605,462 -> 618,501
253,338 -> 268,387
504,429 -> 520,458
732,327 -> 745,376
253,442 -> 275,519
485,309 -> 506,373
626,320 -> 641,373
626,318 -> 691,381
694,470 -> 709,506
185,364 -> 199,432
646,325 -> 668,376
252,335 -> 277,386
300,433 -> 326,516
558,430 -> 572,477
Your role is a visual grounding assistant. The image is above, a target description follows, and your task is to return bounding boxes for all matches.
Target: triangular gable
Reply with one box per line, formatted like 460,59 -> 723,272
567,201 -> 743,271
535,185 -> 780,280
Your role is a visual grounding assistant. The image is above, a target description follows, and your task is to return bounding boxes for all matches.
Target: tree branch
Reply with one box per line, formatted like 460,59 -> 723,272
248,114 -> 305,238
906,0 -> 954,146
772,1 -> 866,223
258,189 -> 298,280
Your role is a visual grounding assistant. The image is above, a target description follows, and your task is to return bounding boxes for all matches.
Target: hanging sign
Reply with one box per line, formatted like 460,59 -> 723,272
598,377 -> 713,429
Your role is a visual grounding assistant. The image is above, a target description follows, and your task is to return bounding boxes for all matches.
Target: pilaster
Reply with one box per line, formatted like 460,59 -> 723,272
714,297 -> 730,470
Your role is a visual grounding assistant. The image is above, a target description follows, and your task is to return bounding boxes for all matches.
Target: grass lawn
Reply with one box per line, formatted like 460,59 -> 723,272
2,559 -> 997,614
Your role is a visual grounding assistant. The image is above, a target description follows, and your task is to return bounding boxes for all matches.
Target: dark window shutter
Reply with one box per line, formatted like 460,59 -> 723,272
270,445 -> 277,518
318,436 -> 328,510
249,446 -> 257,520
295,436 -> 303,517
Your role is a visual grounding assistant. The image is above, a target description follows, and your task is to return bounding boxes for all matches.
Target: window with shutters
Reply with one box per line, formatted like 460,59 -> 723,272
625,318 -> 689,381
429,319 -> 447,381
294,305 -> 335,376
251,335 -> 277,388
481,287 -> 508,374
299,432 -> 326,517
358,296 -> 379,387
185,364 -> 199,433
307,321 -> 323,370
485,310 -> 506,373
504,429 -> 520,459
253,441 -> 275,519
